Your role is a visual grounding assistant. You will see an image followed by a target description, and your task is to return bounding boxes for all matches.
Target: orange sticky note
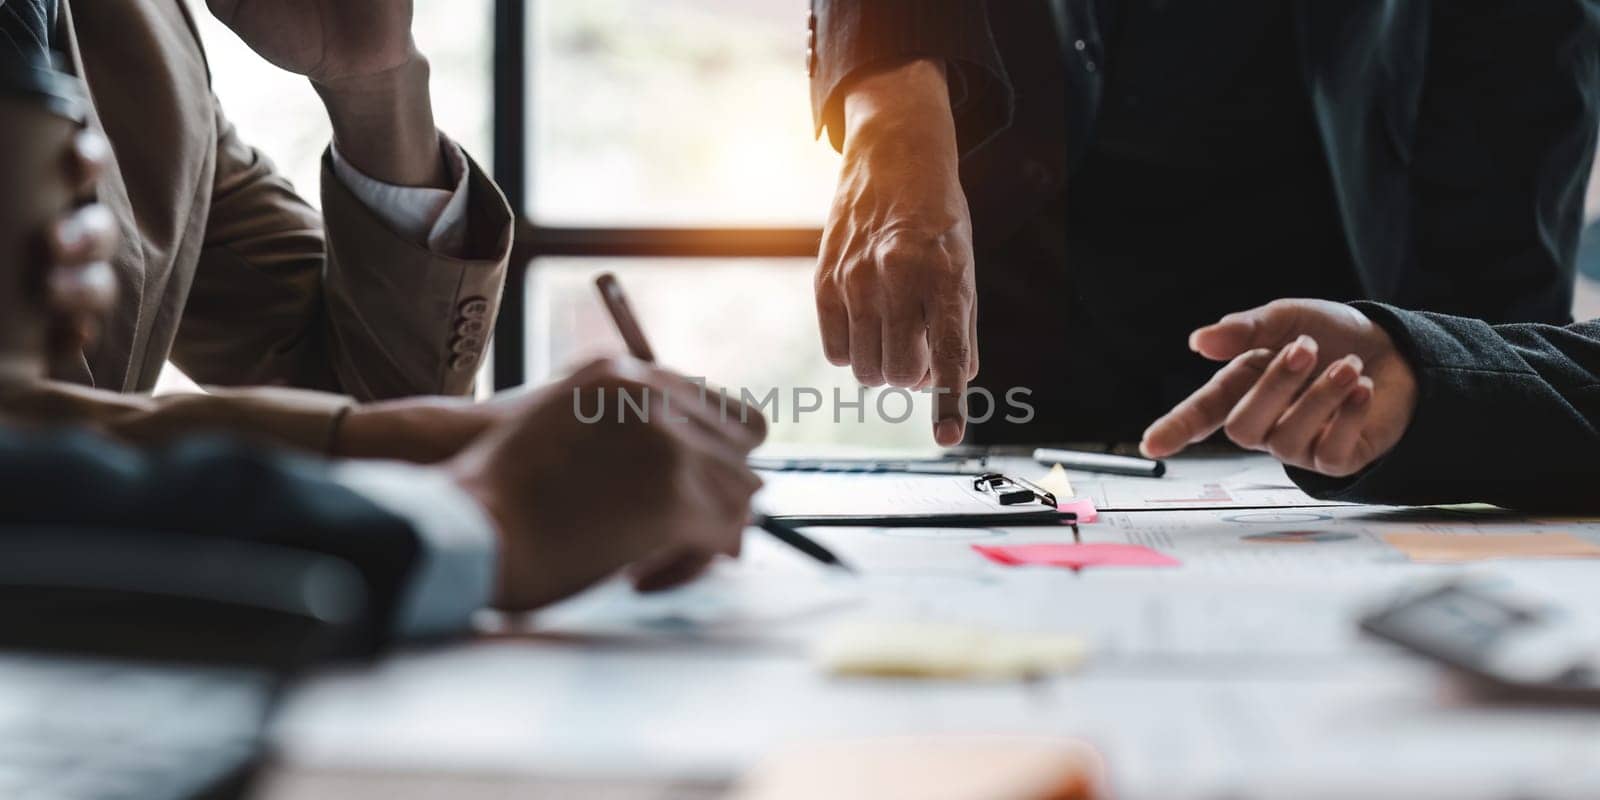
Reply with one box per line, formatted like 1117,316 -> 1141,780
1382,532 -> 1600,563
973,543 -> 1180,570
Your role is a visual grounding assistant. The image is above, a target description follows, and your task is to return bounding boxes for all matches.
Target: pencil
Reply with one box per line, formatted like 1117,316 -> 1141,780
593,273 -> 856,573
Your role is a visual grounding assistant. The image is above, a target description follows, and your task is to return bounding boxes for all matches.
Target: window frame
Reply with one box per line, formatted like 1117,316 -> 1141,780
491,0 -> 824,390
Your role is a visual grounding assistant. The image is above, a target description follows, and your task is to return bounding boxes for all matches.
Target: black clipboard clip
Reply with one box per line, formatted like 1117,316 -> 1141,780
973,472 -> 1058,508
973,472 -> 1078,542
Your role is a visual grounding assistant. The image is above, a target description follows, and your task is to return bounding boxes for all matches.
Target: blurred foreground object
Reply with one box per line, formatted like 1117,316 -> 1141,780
731,735 -> 1105,800
0,44 -> 89,380
813,620 -> 1087,680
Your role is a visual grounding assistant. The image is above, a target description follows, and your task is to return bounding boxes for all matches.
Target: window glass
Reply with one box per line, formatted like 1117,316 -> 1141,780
529,0 -> 839,226
528,258 -> 935,448
188,0 -> 494,206
159,1 -> 494,395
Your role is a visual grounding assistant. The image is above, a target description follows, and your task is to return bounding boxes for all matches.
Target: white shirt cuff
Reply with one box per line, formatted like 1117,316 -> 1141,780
330,460 -> 498,639
330,137 -> 473,256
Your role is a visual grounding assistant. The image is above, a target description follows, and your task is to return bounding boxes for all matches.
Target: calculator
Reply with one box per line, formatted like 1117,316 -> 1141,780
1360,581 -> 1600,703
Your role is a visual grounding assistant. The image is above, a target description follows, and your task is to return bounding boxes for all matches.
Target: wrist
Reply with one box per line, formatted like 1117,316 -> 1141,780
313,54 -> 448,189
842,58 -> 956,153
335,398 -> 496,463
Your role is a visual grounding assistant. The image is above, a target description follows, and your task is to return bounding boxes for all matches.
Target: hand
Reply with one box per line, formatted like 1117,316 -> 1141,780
204,0 -> 417,86
816,58 -> 978,447
44,130 -> 119,359
1140,299 -> 1419,477
447,357 -> 769,611
206,0 -> 447,189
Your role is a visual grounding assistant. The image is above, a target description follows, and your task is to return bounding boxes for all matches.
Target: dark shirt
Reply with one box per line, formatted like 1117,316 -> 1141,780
1053,0 -> 1362,439
810,0 -> 1600,447
0,0 -> 53,68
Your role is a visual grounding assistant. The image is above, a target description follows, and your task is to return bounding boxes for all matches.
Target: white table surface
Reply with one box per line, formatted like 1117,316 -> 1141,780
261,453 -> 1600,800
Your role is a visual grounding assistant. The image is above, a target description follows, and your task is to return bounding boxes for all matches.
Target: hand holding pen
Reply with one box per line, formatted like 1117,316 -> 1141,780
595,273 -> 855,573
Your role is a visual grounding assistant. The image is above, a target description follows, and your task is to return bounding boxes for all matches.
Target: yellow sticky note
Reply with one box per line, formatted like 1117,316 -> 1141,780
1383,532 -> 1600,563
1035,463 -> 1075,499
814,621 -> 1088,681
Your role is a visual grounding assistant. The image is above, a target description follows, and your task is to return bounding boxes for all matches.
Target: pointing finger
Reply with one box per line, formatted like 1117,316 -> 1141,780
927,293 -> 972,447
1141,348 -> 1272,458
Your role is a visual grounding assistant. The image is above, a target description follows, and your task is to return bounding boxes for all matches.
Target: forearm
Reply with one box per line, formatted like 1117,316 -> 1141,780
313,54 -> 448,190
0,380 -> 351,454
334,396 -> 500,464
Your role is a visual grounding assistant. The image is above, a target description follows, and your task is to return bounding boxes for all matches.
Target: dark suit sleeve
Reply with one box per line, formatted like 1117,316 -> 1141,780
0,429 -> 423,653
1289,303 -> 1600,511
1398,0 -> 1600,323
810,0 -> 1012,154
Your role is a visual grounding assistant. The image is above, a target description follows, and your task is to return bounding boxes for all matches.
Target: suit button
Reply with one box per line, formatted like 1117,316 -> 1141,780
450,353 -> 479,373
451,336 -> 483,355
457,317 -> 489,338
807,10 -> 816,31
459,297 -> 490,319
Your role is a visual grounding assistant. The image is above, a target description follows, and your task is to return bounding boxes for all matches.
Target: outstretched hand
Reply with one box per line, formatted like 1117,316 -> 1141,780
1140,299 -> 1419,478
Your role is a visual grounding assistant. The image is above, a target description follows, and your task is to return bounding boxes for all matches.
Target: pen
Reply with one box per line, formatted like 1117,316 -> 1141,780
595,273 -> 656,363
755,514 -> 854,573
1032,447 -> 1166,478
746,456 -> 990,475
594,273 -> 855,573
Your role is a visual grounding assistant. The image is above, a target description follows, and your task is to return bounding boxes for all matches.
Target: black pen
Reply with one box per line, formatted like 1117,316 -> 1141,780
594,273 -> 856,573
755,514 -> 854,573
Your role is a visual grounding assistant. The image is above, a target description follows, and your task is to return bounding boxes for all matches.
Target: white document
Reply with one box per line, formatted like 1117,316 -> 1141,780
507,535 -> 864,647
1074,477 -> 1347,511
755,470 -> 1061,522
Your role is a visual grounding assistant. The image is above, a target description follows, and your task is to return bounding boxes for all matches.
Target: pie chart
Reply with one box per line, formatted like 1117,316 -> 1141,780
1242,530 -> 1357,544
1222,511 -> 1336,524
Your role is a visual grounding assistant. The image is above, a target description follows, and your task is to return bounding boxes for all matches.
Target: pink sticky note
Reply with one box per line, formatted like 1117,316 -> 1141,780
973,543 -> 1181,570
1058,497 -> 1099,524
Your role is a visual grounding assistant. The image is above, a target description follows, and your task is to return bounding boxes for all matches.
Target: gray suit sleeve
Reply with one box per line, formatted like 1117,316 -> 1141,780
1288,303 -> 1600,511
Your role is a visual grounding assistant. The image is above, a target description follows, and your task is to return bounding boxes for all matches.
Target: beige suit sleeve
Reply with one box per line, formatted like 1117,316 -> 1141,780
171,97 -> 512,401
